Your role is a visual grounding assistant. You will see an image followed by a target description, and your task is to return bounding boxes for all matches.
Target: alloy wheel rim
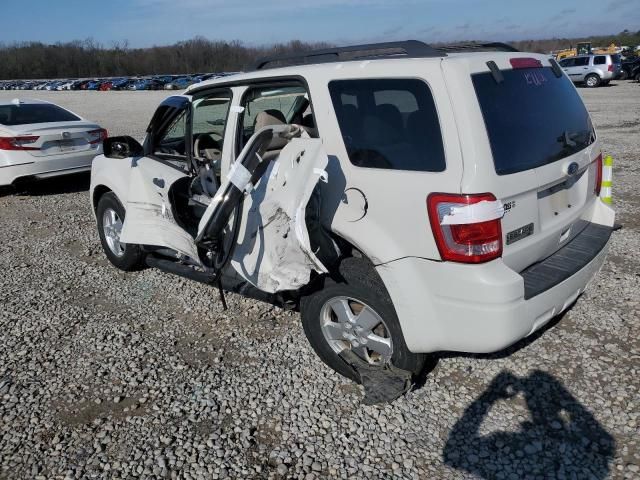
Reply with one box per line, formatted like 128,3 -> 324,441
102,208 -> 125,257
320,296 -> 393,365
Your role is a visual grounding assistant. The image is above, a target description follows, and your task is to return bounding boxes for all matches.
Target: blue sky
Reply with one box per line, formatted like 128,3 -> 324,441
0,0 -> 637,47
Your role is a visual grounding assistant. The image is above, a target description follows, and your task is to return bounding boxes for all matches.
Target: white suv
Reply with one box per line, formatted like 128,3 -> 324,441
558,54 -> 623,87
89,41 -> 615,397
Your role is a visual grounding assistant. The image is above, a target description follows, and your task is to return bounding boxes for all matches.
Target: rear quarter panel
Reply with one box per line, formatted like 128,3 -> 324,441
305,59 -> 464,264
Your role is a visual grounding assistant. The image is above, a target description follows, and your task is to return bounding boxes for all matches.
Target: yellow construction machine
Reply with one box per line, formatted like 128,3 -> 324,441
554,42 -> 593,60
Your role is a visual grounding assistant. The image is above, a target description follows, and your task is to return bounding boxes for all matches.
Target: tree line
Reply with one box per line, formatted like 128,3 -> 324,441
1,30 -> 638,80
0,38 -> 330,80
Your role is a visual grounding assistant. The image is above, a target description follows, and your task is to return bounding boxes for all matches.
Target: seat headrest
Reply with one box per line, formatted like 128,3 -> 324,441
254,110 -> 290,150
254,109 -> 286,131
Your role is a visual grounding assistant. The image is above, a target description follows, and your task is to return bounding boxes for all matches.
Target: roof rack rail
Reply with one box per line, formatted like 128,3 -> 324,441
435,42 -> 519,53
254,40 -> 444,70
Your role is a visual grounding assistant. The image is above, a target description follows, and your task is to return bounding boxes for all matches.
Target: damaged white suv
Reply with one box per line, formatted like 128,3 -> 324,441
90,41 -> 615,399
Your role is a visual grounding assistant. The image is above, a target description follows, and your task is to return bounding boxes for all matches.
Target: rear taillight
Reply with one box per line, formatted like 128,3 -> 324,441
0,135 -> 40,151
594,153 -> 603,196
608,65 -> 614,72
88,128 -> 108,144
427,193 -> 503,264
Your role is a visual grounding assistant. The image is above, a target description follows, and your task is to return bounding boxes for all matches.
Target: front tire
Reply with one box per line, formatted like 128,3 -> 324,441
96,192 -> 144,271
301,257 -> 426,383
585,74 -> 601,88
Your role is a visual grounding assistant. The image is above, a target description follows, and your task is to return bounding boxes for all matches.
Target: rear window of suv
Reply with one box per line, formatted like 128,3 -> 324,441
0,103 -> 80,126
472,67 -> 594,175
329,79 -> 445,172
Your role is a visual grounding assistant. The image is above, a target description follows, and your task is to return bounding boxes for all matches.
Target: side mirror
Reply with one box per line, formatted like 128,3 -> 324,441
103,136 -> 144,159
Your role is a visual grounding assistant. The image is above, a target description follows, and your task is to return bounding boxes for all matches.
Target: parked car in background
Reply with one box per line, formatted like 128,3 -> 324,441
0,98 -> 106,186
559,54 -> 623,87
86,81 -> 102,91
99,81 -> 113,91
56,80 -> 76,91
164,77 -> 193,90
621,57 -> 640,81
131,78 -> 165,90
110,78 -> 134,90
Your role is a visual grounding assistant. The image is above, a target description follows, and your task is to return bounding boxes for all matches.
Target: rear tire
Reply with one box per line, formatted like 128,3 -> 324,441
585,74 -> 601,88
301,257 -> 426,383
96,192 -> 144,271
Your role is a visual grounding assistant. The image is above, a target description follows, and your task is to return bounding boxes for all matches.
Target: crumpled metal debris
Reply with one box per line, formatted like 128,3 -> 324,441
339,350 -> 413,405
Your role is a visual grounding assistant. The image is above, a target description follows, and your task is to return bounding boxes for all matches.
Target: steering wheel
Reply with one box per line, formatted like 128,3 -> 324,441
194,133 -> 222,162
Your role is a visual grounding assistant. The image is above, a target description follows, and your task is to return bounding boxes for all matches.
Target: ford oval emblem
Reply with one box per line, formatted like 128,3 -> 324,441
566,162 -> 579,176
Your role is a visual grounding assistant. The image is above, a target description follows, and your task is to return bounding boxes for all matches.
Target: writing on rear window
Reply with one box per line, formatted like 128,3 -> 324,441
524,71 -> 547,87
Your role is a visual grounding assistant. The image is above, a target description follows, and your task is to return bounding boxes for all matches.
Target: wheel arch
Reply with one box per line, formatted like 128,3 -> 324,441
92,184 -> 112,212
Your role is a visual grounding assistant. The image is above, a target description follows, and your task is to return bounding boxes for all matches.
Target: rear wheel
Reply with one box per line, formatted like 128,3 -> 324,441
585,74 -> 601,88
301,257 -> 426,383
96,192 -> 144,271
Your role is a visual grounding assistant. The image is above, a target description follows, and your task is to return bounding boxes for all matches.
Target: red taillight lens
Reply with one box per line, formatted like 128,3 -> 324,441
608,65 -> 614,72
510,58 -> 543,69
594,153 -> 603,196
88,128 -> 108,144
0,135 -> 40,150
427,193 -> 503,264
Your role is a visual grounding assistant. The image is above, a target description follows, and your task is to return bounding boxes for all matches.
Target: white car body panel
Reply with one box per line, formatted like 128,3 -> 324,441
223,138 -> 329,293
118,157 -> 201,262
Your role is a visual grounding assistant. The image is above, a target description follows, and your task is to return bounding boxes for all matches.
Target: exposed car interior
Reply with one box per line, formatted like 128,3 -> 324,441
162,84 -> 318,238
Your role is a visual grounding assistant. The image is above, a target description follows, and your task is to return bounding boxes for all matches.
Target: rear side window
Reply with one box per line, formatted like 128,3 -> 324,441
329,79 -> 445,172
0,103 -> 80,126
594,56 -> 606,65
574,57 -> 589,66
473,67 -> 594,175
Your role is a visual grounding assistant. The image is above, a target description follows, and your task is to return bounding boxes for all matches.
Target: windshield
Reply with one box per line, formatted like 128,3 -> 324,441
472,67 -> 594,175
0,103 -> 80,126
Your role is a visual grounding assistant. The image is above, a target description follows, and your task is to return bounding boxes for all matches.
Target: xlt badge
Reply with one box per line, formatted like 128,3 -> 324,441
506,223 -> 534,245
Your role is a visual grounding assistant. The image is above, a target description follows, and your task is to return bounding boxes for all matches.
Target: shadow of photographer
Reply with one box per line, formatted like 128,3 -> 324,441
443,370 -> 615,479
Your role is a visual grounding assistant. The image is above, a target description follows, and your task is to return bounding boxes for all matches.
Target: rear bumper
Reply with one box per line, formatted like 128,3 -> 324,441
376,201 -> 615,354
0,150 -> 98,186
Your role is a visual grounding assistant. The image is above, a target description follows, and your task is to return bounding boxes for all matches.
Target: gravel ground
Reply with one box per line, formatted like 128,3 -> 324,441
0,83 -> 638,480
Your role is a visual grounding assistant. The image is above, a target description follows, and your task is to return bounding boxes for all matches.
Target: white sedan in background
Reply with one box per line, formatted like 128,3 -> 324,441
0,98 -> 106,187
